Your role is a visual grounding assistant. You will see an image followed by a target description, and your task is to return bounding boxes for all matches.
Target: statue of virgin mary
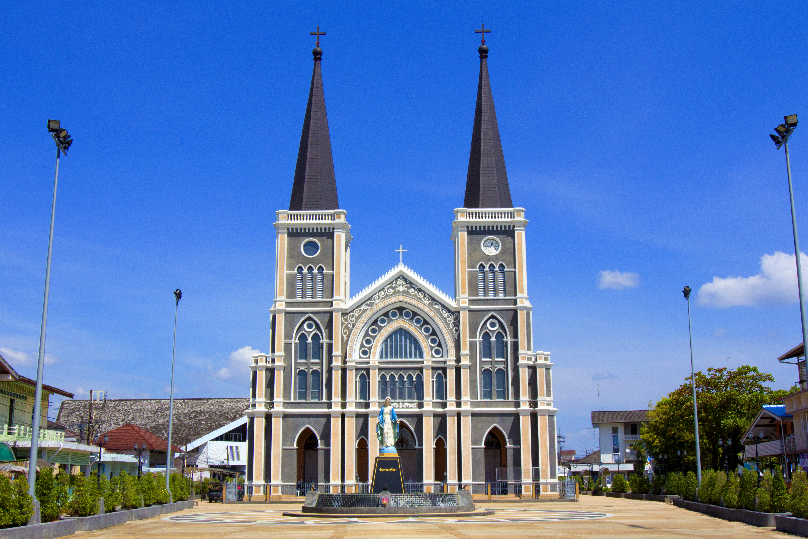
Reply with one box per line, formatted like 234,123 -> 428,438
376,397 -> 399,454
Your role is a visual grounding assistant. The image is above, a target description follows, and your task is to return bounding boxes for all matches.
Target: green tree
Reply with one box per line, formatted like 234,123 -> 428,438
712,471 -> 728,506
723,473 -> 740,509
642,366 -> 793,474
12,476 -> 33,526
69,475 -> 100,517
36,469 -> 69,522
682,471 -> 698,501
757,471 -> 773,513
698,469 -> 716,504
119,472 -> 142,510
738,468 -> 757,510
790,469 -> 808,518
612,474 -> 628,493
772,472 -> 789,513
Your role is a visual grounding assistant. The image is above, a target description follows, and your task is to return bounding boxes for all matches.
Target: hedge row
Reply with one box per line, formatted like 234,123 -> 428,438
0,471 -> 190,528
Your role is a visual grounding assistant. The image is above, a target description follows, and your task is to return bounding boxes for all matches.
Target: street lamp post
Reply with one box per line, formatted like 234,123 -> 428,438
94,434 -> 108,485
683,286 -> 702,486
134,443 -> 144,478
166,289 -> 181,502
27,121 -> 73,504
771,115 -> 807,372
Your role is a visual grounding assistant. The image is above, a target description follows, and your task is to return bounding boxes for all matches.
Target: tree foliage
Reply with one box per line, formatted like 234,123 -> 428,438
642,366 -> 791,474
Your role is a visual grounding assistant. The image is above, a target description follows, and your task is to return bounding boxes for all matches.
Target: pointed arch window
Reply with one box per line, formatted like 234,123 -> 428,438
298,334 -> 308,361
488,264 -> 495,296
482,369 -> 493,400
497,264 -> 505,296
495,333 -> 505,359
358,372 -> 368,401
397,374 -> 405,400
482,333 -> 492,360
379,328 -> 423,359
306,267 -> 314,299
405,374 -> 414,401
478,264 -> 485,297
296,267 -> 304,299
379,374 -> 389,400
434,372 -> 445,401
415,374 -> 423,401
316,266 -> 324,299
310,370 -> 321,401
296,370 -> 307,401
311,334 -> 321,361
495,368 -> 506,400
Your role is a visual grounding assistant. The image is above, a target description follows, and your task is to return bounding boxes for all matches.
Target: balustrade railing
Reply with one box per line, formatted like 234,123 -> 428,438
0,424 -> 65,442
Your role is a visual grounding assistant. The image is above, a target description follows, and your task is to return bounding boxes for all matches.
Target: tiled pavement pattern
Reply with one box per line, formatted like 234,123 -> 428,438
75,496 -> 792,538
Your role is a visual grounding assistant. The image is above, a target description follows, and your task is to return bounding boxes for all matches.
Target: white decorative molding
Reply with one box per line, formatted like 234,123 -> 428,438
347,264 -> 455,307
343,275 -> 459,340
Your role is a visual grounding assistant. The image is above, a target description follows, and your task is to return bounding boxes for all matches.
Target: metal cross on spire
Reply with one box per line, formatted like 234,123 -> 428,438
475,22 -> 490,44
310,26 -> 326,46
396,245 -> 407,265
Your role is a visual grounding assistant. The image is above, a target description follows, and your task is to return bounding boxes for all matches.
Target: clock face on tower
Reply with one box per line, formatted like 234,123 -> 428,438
481,236 -> 501,255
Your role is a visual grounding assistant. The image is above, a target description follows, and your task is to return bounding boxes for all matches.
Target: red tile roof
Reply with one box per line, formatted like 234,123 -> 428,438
100,423 -> 182,453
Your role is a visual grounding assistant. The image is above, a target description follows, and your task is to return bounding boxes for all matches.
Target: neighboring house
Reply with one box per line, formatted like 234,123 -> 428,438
741,404 -> 794,473
184,416 -> 247,479
58,398 -> 249,477
779,343 -> 808,473
567,450 -> 601,477
0,352 -> 97,469
96,423 -> 182,478
591,410 -> 650,477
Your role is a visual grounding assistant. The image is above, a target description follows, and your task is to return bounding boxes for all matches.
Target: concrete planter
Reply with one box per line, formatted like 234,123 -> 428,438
63,511 -> 129,532
605,493 -> 679,503
129,505 -> 164,521
0,519 -> 76,539
776,515 -> 808,537
674,498 -> 787,527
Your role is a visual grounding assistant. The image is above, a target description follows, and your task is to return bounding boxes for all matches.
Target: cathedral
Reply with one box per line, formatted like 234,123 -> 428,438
246,31 -> 558,498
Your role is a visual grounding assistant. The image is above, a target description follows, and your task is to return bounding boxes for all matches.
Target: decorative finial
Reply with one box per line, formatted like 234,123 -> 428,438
311,26 -> 325,58
475,22 -> 490,57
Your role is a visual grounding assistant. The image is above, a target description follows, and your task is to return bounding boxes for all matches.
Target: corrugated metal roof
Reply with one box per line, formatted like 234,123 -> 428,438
762,404 -> 790,418
571,450 -> 600,465
591,410 -> 650,425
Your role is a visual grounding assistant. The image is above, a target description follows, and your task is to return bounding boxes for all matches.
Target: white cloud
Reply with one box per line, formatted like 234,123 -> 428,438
698,251 -> 807,307
215,346 -> 263,381
591,372 -> 618,381
713,328 -> 728,337
597,270 -> 640,290
0,347 -> 59,367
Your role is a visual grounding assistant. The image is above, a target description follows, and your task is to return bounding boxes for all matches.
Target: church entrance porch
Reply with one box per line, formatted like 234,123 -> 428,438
296,428 -> 319,491
484,428 -> 507,495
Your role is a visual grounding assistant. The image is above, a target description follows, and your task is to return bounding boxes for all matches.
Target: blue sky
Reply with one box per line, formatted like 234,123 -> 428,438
1,1 -> 807,456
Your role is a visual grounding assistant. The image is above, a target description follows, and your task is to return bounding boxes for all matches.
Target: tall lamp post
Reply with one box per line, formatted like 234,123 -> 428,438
27,121 -> 73,502
134,443 -> 144,478
166,289 -> 181,501
771,115 -> 806,369
94,434 -> 108,485
683,286 -> 702,486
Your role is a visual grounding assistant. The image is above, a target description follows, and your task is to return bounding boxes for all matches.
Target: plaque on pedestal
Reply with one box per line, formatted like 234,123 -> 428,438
371,455 -> 404,493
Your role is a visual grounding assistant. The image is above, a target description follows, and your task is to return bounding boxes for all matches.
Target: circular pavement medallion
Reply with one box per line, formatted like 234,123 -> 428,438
165,509 -> 611,525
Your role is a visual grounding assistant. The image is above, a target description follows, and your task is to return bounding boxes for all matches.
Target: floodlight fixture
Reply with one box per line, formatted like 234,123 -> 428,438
776,124 -> 789,136
47,119 -> 60,132
771,134 -> 783,146
786,114 -> 799,128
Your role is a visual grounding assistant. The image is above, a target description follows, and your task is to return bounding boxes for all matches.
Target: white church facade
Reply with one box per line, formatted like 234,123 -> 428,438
246,33 -> 559,498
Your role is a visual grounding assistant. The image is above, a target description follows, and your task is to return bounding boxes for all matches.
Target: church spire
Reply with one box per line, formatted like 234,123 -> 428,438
463,27 -> 513,209
289,29 -> 339,211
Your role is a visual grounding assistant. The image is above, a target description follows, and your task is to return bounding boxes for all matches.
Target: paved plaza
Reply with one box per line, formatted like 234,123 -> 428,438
71,496 -> 796,538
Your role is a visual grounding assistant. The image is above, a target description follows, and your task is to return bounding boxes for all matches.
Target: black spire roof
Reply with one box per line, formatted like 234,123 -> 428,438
289,44 -> 339,211
463,40 -> 513,209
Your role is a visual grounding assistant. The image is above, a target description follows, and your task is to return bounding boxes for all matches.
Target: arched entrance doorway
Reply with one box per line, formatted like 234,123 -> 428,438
356,437 -> 369,483
296,428 -> 319,486
484,427 -> 506,492
434,437 -> 447,486
396,422 -> 420,483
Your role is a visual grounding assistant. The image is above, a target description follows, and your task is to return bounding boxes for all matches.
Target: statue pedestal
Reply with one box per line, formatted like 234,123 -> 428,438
371,454 -> 404,493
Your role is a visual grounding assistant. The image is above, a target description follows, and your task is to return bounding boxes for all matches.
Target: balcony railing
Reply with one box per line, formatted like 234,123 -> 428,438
0,424 -> 65,442
624,435 -> 641,441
